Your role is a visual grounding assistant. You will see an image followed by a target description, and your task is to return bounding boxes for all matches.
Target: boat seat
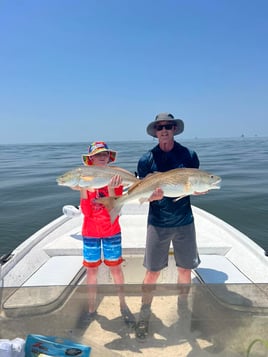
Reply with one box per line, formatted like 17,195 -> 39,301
193,255 -> 268,312
195,254 -> 252,284
22,256 -> 84,286
3,256 -> 86,317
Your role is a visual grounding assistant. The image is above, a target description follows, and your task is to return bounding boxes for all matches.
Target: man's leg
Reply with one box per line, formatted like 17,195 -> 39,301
135,270 -> 160,340
177,267 -> 192,323
136,225 -> 170,340
177,266 -> 191,297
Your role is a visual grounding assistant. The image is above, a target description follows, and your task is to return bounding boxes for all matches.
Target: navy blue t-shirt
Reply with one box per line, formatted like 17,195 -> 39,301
137,141 -> 200,227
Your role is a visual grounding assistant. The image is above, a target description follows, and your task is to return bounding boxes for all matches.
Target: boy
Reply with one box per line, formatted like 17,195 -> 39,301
79,141 -> 135,327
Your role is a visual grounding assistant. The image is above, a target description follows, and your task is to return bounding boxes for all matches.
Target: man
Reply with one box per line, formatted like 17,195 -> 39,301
135,112 -> 202,340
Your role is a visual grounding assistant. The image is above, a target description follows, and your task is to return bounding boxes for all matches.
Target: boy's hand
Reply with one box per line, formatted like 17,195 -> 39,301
109,174 -> 122,188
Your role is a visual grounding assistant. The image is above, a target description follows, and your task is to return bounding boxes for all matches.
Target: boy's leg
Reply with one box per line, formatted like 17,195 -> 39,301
109,264 -> 136,327
86,266 -> 98,313
103,234 -> 135,327
83,237 -> 102,314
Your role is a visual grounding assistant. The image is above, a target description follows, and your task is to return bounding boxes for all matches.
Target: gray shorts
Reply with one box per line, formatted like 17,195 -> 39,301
143,223 -> 200,272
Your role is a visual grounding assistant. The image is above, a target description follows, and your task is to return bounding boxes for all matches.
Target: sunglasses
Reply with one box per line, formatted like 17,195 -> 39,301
155,124 -> 175,131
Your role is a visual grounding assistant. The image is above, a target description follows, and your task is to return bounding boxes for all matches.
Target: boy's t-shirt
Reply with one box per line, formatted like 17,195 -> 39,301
80,185 -> 123,237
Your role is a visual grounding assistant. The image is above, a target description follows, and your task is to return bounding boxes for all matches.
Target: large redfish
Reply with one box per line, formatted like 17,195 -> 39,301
96,168 -> 221,222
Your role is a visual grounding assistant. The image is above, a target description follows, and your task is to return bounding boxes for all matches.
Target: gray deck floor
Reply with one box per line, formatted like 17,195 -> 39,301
1,284 -> 267,357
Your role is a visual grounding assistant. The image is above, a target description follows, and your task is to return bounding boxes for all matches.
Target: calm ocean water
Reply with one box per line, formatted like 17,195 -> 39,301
0,138 -> 267,256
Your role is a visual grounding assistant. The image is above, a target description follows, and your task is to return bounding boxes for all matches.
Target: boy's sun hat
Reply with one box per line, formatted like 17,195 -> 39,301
82,141 -> 117,166
146,112 -> 184,138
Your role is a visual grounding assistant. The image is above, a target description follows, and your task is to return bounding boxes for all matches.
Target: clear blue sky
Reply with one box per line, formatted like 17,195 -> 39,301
1,0 -> 268,144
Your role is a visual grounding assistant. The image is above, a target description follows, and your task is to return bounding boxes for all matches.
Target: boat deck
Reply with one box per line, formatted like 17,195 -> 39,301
2,204 -> 268,314
1,204 -> 268,356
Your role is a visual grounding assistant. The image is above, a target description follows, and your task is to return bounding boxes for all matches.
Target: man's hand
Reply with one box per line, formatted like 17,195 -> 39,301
149,187 -> 164,202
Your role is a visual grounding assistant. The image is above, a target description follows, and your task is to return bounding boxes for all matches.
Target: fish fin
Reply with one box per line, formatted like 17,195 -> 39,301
86,187 -> 95,192
95,197 -> 115,211
138,197 -> 149,204
145,172 -> 160,176
109,165 -> 137,176
126,171 -> 160,193
173,182 -> 192,201
126,180 -> 143,193
173,195 -> 187,202
109,206 -> 122,223
95,196 -> 122,223
80,175 -> 94,181
123,183 -> 137,191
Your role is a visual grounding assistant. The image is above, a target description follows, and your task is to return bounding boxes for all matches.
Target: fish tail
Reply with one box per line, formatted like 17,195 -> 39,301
95,196 -> 123,223
139,197 -> 149,204
109,205 -> 122,224
95,197 -> 115,211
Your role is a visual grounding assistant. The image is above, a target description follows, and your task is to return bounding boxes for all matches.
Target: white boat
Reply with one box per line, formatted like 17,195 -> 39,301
0,203 -> 267,357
